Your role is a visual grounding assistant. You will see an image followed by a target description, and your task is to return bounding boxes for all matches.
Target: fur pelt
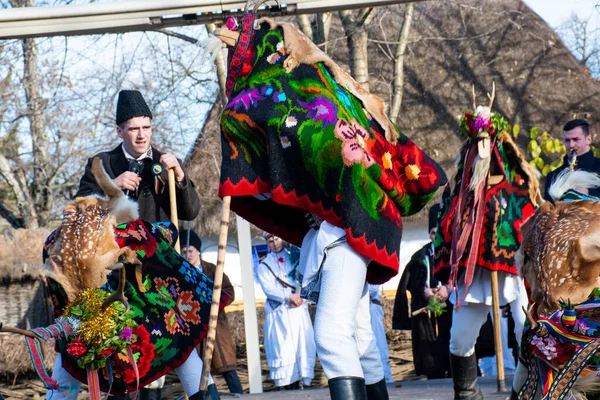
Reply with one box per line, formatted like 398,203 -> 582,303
518,198 -> 600,316
41,158 -> 139,302
258,17 -> 399,145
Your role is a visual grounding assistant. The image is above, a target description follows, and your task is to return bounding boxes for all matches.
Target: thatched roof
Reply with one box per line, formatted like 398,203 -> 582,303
185,0 -> 600,236
0,228 -> 49,283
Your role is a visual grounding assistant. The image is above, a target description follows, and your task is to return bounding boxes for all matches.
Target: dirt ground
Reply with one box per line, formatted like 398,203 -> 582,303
0,299 -> 420,399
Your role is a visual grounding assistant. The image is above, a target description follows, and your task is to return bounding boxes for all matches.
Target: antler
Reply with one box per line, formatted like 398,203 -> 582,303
472,85 -> 477,110
0,322 -> 39,339
522,304 -> 548,336
487,82 -> 496,109
252,0 -> 279,14
101,263 -> 129,312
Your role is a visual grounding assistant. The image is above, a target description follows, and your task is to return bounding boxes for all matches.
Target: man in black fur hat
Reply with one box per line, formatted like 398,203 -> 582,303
76,90 -> 200,223
74,90 -> 201,400
392,204 -> 452,379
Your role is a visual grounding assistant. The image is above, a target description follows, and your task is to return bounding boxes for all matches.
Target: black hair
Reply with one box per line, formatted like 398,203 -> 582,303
563,119 -> 590,136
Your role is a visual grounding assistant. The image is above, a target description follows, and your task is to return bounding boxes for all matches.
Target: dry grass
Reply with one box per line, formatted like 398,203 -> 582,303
0,228 -> 50,282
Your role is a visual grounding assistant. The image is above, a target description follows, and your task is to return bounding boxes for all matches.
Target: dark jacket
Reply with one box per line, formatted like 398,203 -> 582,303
544,150 -> 600,201
76,145 -> 200,222
199,261 -> 238,373
393,242 -> 452,378
393,242 -> 445,330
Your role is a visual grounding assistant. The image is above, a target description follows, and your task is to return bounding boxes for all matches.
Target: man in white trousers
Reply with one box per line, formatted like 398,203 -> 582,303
369,284 -> 394,383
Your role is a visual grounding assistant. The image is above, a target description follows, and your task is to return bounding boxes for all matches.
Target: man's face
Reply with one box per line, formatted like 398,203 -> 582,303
117,116 -> 153,158
183,245 -> 201,267
267,235 -> 284,253
429,227 -> 437,242
563,127 -> 591,156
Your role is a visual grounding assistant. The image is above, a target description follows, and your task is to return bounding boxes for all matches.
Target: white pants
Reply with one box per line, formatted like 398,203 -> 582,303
313,243 -> 384,384
479,312 -> 516,376
370,302 -> 394,383
450,288 -> 528,391
47,351 -> 213,399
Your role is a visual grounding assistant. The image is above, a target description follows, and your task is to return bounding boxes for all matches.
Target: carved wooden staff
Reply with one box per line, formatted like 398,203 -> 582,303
490,270 -> 506,392
168,167 -> 190,400
168,169 -> 180,254
484,83 -> 506,393
199,23 -> 232,395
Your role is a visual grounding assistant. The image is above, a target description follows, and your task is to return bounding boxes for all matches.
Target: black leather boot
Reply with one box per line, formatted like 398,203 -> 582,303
328,376 -> 367,400
450,354 -> 484,400
139,388 -> 161,400
510,389 -> 519,400
188,384 -> 221,400
366,378 -> 389,400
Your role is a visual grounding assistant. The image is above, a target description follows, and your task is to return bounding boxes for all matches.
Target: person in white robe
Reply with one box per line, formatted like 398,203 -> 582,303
256,233 -> 316,389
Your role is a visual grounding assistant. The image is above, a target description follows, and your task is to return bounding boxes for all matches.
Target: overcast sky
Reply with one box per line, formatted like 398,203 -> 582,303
523,0 -> 599,27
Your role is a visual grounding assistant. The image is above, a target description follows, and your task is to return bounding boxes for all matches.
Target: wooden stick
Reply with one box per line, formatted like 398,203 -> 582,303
0,322 -> 38,339
200,195 -> 232,392
490,270 -> 506,392
168,168 -> 180,254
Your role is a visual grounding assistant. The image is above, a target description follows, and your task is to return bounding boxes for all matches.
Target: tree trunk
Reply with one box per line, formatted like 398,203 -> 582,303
298,15 -> 313,40
389,3 -> 415,124
298,13 -> 332,53
340,9 -> 374,92
7,0 -> 50,228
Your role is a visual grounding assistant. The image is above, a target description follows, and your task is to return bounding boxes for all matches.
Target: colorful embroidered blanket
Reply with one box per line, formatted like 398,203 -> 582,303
520,296 -> 600,400
219,16 -> 446,284
44,220 -> 227,395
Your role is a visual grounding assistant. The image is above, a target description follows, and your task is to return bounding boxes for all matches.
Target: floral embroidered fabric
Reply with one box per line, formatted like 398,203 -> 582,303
44,220 -> 227,395
219,22 -> 446,284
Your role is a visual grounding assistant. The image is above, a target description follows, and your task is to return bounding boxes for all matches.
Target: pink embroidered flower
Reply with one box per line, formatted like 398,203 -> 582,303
225,17 -> 239,31
334,119 -> 375,168
278,257 -> 284,263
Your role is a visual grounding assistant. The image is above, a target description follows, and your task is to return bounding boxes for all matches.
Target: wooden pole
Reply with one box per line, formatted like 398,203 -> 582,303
168,168 -> 180,253
200,195 -> 232,392
236,215 -> 263,393
167,168 -> 188,400
490,270 -> 506,392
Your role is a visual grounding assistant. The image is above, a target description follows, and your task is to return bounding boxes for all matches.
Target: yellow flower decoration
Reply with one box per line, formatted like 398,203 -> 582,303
405,164 -> 421,180
382,152 -> 392,170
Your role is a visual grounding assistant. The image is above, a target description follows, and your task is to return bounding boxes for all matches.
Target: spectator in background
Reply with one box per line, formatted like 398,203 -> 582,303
393,204 -> 452,379
182,229 -> 243,396
256,233 -> 316,390
544,119 -> 600,200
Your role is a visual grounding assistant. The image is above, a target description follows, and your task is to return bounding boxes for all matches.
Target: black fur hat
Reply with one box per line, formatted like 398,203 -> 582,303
116,90 -> 152,125
181,229 -> 202,252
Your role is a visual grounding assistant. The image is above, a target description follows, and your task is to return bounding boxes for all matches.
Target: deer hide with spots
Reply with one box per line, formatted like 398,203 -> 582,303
42,158 -> 139,302
519,199 -> 600,316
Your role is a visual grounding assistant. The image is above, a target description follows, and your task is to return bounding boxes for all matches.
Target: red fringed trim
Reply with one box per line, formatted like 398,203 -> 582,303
220,178 -> 401,275
219,176 -> 270,197
270,184 -> 342,227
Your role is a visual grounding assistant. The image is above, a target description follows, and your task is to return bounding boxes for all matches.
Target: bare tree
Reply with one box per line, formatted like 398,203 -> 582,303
298,13 -> 333,53
0,3 -> 216,229
339,8 -> 374,91
557,12 -> 600,78
389,2 -> 414,124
